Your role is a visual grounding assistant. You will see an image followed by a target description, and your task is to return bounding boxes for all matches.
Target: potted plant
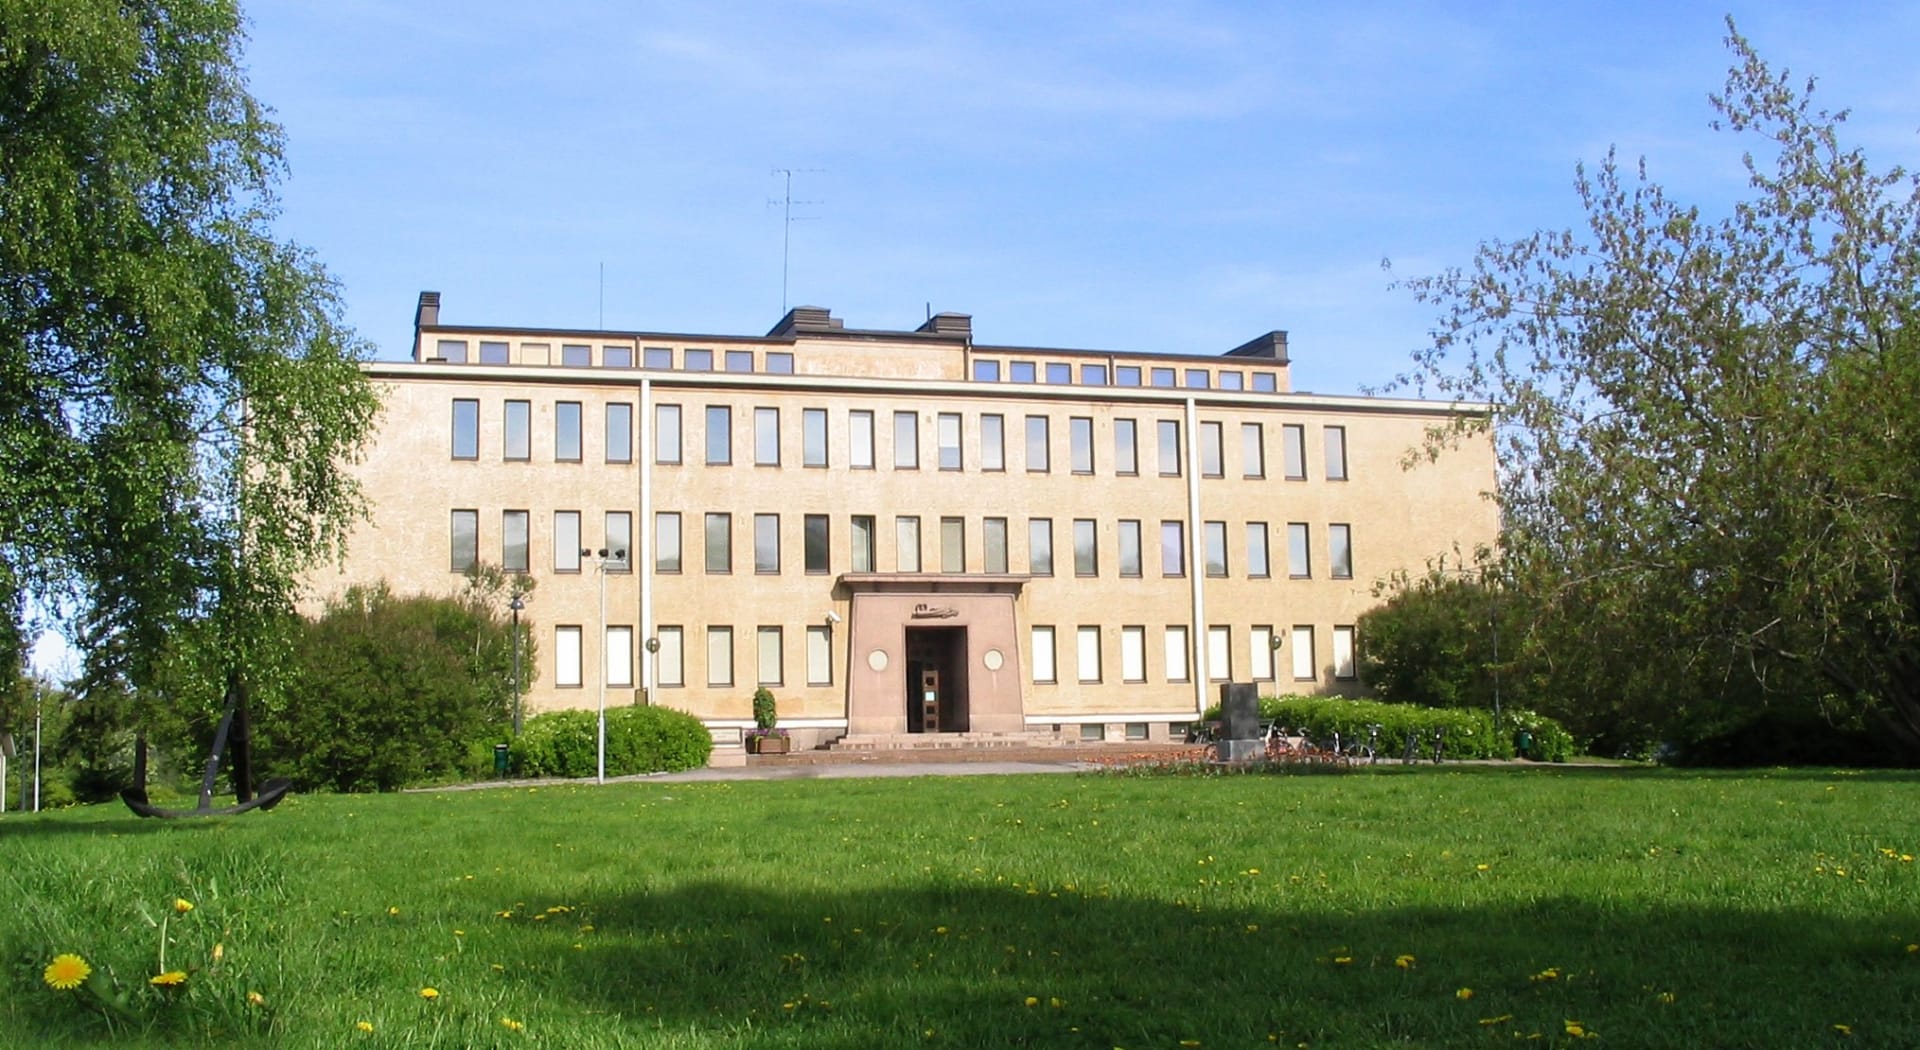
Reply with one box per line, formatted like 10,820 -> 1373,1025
745,687 -> 790,754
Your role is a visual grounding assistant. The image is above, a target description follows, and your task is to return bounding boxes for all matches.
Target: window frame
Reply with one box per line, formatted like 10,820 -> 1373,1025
554,401 -> 582,462
451,399 -> 479,460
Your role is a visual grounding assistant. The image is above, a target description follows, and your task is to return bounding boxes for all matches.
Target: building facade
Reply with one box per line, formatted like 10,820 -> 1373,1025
310,293 -> 1498,747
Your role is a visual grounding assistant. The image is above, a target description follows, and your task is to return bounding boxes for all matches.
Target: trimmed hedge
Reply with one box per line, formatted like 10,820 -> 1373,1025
511,705 -> 713,778
1202,695 -> 1576,762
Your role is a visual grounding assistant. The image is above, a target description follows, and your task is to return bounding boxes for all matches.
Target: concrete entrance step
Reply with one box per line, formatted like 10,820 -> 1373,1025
829,731 -> 1066,751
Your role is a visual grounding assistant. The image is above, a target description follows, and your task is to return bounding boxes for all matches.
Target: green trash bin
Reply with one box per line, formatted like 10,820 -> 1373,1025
1515,730 -> 1534,760
493,743 -> 510,777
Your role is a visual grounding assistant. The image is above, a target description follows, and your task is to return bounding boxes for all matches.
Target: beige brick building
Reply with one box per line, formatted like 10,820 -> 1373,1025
311,293 -> 1498,748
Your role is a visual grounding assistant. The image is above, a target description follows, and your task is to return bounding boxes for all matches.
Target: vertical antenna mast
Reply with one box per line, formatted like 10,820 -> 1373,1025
769,168 -> 823,314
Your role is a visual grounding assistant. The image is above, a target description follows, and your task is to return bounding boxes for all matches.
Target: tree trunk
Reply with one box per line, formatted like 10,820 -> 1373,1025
227,670 -> 254,802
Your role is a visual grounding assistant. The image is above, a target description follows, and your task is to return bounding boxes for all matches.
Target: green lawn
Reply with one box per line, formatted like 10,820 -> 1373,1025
3,766 -> 1917,1048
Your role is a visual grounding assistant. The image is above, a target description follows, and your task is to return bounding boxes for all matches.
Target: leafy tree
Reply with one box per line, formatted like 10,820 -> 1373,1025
262,579 -> 536,793
1358,567 -> 1521,713
0,1 -> 378,777
1397,21 -> 1920,760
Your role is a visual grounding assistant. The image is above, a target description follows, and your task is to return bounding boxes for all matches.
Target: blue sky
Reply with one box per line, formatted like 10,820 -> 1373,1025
242,2 -> 1920,396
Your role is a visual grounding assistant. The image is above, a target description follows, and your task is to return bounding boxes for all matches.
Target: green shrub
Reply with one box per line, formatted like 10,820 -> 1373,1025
1199,694 -> 1578,762
752,687 -> 778,729
513,705 -> 713,778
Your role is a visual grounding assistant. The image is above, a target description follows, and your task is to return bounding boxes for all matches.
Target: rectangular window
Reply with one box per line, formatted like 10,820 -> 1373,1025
1333,625 -> 1357,680
480,340 -> 510,364
705,406 -> 732,465
450,510 -> 478,572
940,517 -> 965,573
1165,626 -> 1190,682
1073,518 -> 1098,576
1121,626 -> 1146,682
656,512 -> 682,573
1185,368 -> 1210,390
605,511 -> 632,572
851,515 -> 876,572
1218,370 -> 1243,391
1253,372 -> 1278,392
802,408 -> 828,467
1069,417 -> 1093,474
757,626 -> 783,686
1151,367 -> 1176,388
754,407 -> 780,466
1325,425 -> 1349,480
707,626 -> 734,687
1010,360 -> 1037,383
806,625 -> 833,685
1046,362 -> 1072,384
973,359 -> 1001,381
1114,419 -> 1138,475
1282,424 -> 1306,480
937,413 -> 962,470
606,403 -> 632,463
685,348 -> 713,371
1241,423 -> 1264,478
437,339 -> 469,363
984,517 -> 1009,573
1250,625 -> 1276,680
644,346 -> 674,370
504,400 -> 530,460
1025,415 -> 1049,472
754,513 -> 780,574
603,345 -> 633,368
1200,421 -> 1224,477
1160,520 -> 1185,577
1208,625 -> 1231,681
608,626 -> 633,688
1031,626 -> 1057,683
555,511 -> 581,572
805,514 -> 830,574
895,516 -> 921,572
556,626 -> 582,688
1115,365 -> 1142,387
1247,522 -> 1270,578
1204,521 -> 1228,577
656,626 -> 684,687
1080,363 -> 1107,386
1158,420 -> 1182,476
766,351 -> 794,374
1028,518 -> 1053,576
850,410 -> 875,469
1118,520 -> 1142,577
705,513 -> 732,574
555,402 -> 582,462
1288,523 -> 1311,578
452,399 -> 478,459
893,411 -> 919,469
1292,626 -> 1315,681
1077,626 -> 1102,683
980,413 -> 1006,471
1330,523 -> 1354,579
503,510 -> 529,572
561,343 -> 591,367
726,349 -> 755,373
656,404 -> 682,464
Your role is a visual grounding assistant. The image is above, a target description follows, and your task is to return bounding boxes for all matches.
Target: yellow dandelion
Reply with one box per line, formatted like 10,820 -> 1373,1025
150,970 -> 188,987
935,926 -> 949,935
356,1021 -> 375,1032
501,1017 -> 525,1031
172,898 -> 195,914
1456,988 -> 1474,1000
1907,944 -> 1918,954
1049,997 -> 1065,1009
1833,1024 -> 1852,1036
1656,991 -> 1676,1004
1564,1019 -> 1590,1038
1333,956 -> 1353,966
43,954 -> 91,990
1395,954 -> 1416,969
247,990 -> 266,1007
454,929 -> 465,937
387,907 -> 400,917
1024,996 -> 1040,1007
419,986 -> 440,1000
1475,863 -> 1490,872
212,942 -> 225,962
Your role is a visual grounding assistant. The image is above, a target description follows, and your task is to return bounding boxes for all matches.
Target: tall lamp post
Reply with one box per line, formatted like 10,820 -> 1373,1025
584,547 -> 626,784
509,594 -> 525,735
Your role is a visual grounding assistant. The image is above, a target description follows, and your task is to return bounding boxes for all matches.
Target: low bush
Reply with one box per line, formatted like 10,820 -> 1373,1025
1201,694 -> 1578,762
512,705 -> 713,778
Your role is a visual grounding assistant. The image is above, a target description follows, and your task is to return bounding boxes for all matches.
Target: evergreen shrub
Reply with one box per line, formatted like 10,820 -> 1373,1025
513,705 -> 713,778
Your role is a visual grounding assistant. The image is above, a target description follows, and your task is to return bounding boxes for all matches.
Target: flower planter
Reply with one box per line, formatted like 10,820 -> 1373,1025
746,735 -> 790,755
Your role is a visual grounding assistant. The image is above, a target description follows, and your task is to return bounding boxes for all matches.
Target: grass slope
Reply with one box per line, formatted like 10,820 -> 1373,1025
3,766 -> 1918,1048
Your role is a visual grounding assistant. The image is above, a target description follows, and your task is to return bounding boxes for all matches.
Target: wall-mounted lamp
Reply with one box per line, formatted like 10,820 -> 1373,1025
825,610 -> 843,624
1269,633 -> 1285,651
644,636 -> 661,654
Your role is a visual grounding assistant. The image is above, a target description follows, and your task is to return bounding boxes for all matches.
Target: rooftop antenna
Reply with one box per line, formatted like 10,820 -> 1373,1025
769,168 -> 823,314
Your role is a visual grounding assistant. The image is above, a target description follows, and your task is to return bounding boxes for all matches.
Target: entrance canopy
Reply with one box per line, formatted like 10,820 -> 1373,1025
839,574 -> 1030,735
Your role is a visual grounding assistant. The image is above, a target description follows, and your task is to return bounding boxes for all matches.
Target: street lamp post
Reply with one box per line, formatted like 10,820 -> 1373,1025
509,594 -> 525,735
585,547 -> 626,784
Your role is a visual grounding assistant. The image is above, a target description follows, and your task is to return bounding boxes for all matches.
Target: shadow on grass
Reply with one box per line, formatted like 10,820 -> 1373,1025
496,878 -> 1920,1048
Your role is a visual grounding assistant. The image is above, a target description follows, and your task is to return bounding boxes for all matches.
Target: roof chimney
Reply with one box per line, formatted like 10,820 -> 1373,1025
415,291 -> 441,329
1225,330 -> 1289,363
915,312 -> 972,338
767,305 -> 841,337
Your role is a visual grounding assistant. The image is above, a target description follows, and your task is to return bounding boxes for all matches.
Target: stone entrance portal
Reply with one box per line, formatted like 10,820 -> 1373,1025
841,574 -> 1028,736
